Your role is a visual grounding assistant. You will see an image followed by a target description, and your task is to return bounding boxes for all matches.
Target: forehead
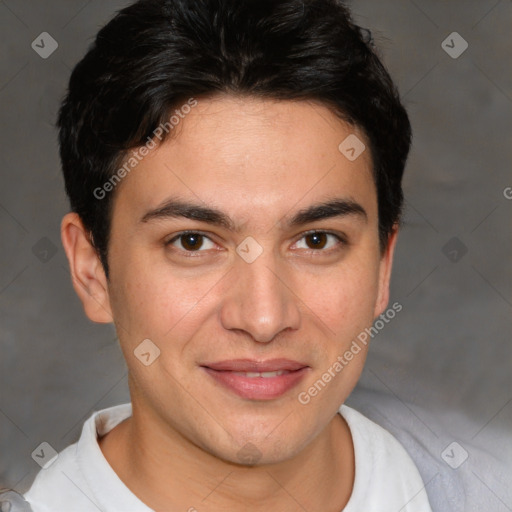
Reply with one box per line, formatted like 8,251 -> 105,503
112,95 -> 376,226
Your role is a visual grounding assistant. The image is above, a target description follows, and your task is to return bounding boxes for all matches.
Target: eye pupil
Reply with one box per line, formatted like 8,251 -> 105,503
182,233 -> 203,251
306,233 -> 327,249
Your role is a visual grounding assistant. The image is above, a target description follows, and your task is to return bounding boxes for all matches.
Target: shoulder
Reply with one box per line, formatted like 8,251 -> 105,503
23,403 -> 135,512
340,405 -> 433,512
23,442 -> 96,512
341,404 -> 419,467
1,489 -> 35,512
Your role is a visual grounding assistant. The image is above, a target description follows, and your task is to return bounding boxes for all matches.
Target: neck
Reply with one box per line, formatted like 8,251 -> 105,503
99,403 -> 354,512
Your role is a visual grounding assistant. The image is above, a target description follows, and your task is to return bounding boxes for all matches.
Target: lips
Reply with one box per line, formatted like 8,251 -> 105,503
232,370 -> 289,378
203,358 -> 307,372
201,359 -> 309,400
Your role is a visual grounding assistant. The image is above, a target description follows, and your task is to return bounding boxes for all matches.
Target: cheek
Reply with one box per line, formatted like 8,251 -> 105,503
109,254 -> 223,344
298,256 -> 380,339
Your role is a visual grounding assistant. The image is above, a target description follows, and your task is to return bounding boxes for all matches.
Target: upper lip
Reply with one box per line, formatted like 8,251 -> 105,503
202,359 -> 308,372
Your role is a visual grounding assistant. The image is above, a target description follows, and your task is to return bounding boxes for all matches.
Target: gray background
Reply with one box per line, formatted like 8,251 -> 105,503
0,1 -> 510,511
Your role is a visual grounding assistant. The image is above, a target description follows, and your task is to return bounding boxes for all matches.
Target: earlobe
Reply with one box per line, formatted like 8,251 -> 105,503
373,225 -> 399,318
60,212 -> 113,324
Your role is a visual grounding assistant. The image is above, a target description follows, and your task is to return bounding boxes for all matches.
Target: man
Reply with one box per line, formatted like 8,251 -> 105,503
22,0 -> 433,510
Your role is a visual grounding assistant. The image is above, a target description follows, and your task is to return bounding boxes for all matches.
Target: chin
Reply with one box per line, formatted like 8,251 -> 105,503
206,422 -> 311,468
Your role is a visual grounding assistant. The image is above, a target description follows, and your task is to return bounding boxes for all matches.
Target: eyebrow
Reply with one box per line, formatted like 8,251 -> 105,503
288,198 -> 367,227
140,197 -> 367,230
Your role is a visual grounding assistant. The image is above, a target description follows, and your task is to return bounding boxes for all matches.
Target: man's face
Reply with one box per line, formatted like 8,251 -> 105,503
87,95 -> 395,464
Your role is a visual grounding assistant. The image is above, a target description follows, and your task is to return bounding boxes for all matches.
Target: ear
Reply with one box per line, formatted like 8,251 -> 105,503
61,212 -> 113,324
373,224 -> 399,318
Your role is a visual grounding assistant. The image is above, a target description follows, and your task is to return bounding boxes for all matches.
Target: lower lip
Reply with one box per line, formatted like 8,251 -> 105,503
203,367 -> 309,400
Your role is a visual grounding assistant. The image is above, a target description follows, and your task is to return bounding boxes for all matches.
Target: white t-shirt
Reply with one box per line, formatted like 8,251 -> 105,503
23,402 -> 433,512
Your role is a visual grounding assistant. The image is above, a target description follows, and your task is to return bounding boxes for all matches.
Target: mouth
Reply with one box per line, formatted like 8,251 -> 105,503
200,359 -> 310,400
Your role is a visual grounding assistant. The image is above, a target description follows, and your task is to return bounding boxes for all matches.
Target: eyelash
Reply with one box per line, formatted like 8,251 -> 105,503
295,229 -> 348,252
164,229 -> 347,256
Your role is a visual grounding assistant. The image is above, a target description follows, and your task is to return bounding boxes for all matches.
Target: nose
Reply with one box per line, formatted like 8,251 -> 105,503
220,252 -> 301,343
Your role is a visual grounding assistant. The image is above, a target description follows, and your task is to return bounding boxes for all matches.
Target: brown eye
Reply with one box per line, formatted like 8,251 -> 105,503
304,232 -> 328,249
293,231 -> 345,252
166,232 -> 215,252
180,233 -> 204,251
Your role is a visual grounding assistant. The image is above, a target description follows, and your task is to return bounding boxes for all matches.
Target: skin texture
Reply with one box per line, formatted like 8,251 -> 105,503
61,95 -> 398,511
